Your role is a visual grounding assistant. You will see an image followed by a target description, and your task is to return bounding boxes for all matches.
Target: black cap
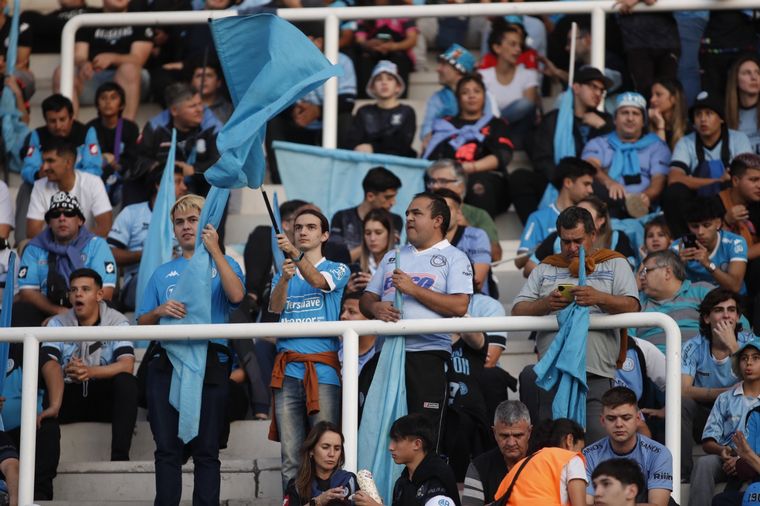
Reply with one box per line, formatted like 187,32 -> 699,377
574,66 -> 613,90
690,91 -> 725,122
44,191 -> 85,222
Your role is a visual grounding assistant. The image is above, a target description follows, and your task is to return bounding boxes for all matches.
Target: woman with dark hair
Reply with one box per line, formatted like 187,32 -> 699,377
348,208 -> 397,293
725,55 -> 760,154
424,74 -> 514,217
285,422 -> 358,506
649,78 -> 689,150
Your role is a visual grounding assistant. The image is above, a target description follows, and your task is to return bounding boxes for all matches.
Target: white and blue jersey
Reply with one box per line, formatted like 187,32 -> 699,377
682,331 -> 754,389
671,130 -> 752,175
518,202 -> 560,254
365,239 -> 474,352
136,255 -> 244,350
274,258 -> 349,386
453,226 -> 492,295
42,337 -> 134,367
703,383 -> 760,446
583,435 -> 673,496
670,230 -> 748,292
107,201 -> 151,286
18,236 -> 117,292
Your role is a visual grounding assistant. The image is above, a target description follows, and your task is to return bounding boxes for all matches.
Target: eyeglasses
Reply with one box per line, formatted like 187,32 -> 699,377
426,177 -> 461,187
640,265 -> 664,277
48,210 -> 78,219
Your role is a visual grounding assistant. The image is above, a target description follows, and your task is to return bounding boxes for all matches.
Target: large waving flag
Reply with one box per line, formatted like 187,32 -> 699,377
1,0 -> 30,175
206,13 -> 342,189
136,130 -> 177,314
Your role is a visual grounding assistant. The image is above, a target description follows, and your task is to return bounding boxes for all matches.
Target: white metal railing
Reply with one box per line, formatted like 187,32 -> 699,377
59,0 -> 760,149
3,312 -> 681,505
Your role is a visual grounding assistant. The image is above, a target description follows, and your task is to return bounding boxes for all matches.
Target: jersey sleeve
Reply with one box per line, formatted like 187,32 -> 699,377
135,269 -> 161,319
461,462 -> 485,506
26,184 -> 48,221
646,446 -> 674,491
88,239 -> 117,287
650,140 -> 672,176
18,245 -> 43,290
610,258 -> 640,302
469,229 -> 492,264
365,252 -> 390,296
107,205 -> 132,249
321,262 -> 350,293
670,136 -> 693,173
581,137 -> 606,164
732,131 -> 753,156
701,393 -> 729,443
518,211 -> 543,253
40,341 -> 63,363
680,338 -> 700,378
731,235 -> 749,262
447,251 -> 475,295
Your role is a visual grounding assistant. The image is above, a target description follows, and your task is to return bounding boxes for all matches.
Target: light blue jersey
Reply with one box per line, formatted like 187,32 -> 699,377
670,230 -> 748,292
366,240 -> 474,352
518,202 -> 560,254
703,383 -> 760,446
274,258 -> 350,386
582,134 -> 671,193
454,225 -> 492,296
18,236 -> 117,292
43,336 -> 133,367
468,293 -> 507,347
682,331 -> 755,389
108,201 -> 152,286
670,130 -> 752,175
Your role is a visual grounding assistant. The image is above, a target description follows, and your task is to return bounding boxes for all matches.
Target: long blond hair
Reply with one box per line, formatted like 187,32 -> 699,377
725,55 -> 760,131
652,78 -> 688,150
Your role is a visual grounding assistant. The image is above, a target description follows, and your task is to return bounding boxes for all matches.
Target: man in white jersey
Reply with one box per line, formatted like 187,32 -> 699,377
360,192 -> 473,450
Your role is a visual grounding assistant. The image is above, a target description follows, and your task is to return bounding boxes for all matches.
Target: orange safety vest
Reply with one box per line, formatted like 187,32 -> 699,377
494,447 -> 586,506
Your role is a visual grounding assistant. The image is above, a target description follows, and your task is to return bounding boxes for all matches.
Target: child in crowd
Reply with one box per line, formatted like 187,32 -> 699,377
636,217 -> 673,285
347,60 -> 417,158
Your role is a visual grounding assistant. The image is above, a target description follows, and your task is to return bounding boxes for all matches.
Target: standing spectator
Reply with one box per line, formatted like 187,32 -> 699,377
582,387 -> 673,506
57,0 -> 153,120
649,78 -> 689,151
346,209 -> 398,294
14,192 -> 116,327
591,458 -> 645,506
664,91 -> 752,236
137,194 -> 245,506
42,268 -> 137,462
188,56 -> 233,125
348,60 -> 416,157
21,0 -> 95,54
360,192 -> 473,449
269,209 -> 349,491
512,206 -> 640,441
725,55 -> 760,155
462,400 -> 532,506
582,92 -> 671,219
425,74 -> 514,218
26,139 -> 112,239
699,11 -> 757,98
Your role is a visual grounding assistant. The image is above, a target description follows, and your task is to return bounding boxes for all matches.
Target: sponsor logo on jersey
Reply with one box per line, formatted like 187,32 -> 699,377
285,294 -> 324,313
383,273 -> 436,291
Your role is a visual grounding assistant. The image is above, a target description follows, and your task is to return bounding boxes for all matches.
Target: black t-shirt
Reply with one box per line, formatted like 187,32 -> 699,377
426,116 -> 514,172
0,17 -> 32,51
76,21 -> 153,64
703,11 -> 758,51
617,13 -> 679,50
347,104 -> 416,157
448,338 -> 488,424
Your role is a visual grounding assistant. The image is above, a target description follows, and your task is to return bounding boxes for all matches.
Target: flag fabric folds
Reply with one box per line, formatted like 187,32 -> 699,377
0,252 -> 16,399
206,13 -> 342,189
1,0 -> 30,175
538,89 -> 575,210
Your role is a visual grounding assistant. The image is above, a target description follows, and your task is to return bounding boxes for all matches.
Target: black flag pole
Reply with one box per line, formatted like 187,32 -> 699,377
261,188 -> 280,235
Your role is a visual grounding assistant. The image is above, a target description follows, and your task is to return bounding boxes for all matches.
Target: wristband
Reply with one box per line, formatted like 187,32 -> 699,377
293,251 -> 305,262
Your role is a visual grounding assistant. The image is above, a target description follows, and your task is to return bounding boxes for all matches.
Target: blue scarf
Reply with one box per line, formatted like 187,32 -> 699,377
423,113 -> 493,160
606,132 -> 660,184
29,227 -> 95,285
553,89 -> 576,164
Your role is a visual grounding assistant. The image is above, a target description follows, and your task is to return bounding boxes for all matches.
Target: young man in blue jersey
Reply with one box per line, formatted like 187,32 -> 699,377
360,192 -> 473,451
671,196 -> 748,293
680,288 -> 754,479
582,387 -> 673,506
269,208 -> 349,492
137,194 -> 245,506
516,157 -> 596,275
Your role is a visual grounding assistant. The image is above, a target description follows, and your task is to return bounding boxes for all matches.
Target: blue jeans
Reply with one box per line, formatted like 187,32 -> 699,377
146,359 -> 229,506
274,376 -> 341,491
675,14 -> 708,106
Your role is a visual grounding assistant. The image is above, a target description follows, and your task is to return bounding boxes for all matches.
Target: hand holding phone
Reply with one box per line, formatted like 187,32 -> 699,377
557,283 -> 576,302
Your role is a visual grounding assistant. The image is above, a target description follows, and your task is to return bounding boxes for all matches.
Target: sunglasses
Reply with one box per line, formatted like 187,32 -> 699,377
48,210 -> 78,219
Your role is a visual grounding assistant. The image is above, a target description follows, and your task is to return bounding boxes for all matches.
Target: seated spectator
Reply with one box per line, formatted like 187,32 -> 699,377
354,414 -> 459,506
671,196 -> 747,293
17,94 -> 102,239
15,192 -> 116,326
516,157 -> 595,274
591,458 -> 646,506
582,92 -> 671,219
21,0 -> 95,54
462,400 -> 531,506
347,60 -> 416,157
637,216 -> 673,269
26,139 -> 112,239
42,268 -> 137,462
339,291 -> 381,374
513,206 -> 640,441
108,167 -> 188,311
649,78 -> 689,151
135,83 -> 220,202
1,0 -> 34,102
86,82 -> 140,206
188,56 -> 232,125
425,159 -> 502,261
725,55 -> 760,154
582,387 -> 673,506
58,0 -> 153,119
513,67 -> 613,222
346,209 -> 397,294
425,74 -> 514,218
283,422 -> 358,506
435,188 -> 493,295
689,338 -> 760,504
493,418 -> 587,506
665,91 -> 752,237
680,288 -> 753,479
479,19 -> 540,150
331,166 -> 402,263
354,10 -> 417,100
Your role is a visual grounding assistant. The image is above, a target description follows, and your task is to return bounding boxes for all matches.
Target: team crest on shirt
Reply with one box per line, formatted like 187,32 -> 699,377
18,267 -> 27,279
165,284 -> 176,299
430,255 -> 446,267
25,145 -> 34,158
622,357 -> 634,372
105,262 -> 115,274
390,113 -> 402,126
88,144 -> 99,156
211,267 -> 218,278
6,358 -> 13,374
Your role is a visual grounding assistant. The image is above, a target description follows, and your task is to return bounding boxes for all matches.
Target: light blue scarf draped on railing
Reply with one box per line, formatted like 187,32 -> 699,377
539,89 -> 576,209
270,191 -> 285,275
422,113 -> 493,159
1,0 -> 30,175
533,247 -> 590,427
0,252 -> 15,431
606,132 -> 660,184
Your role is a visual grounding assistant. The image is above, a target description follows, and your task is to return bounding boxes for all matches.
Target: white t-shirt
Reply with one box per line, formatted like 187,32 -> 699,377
560,455 -> 588,504
479,65 -> 539,112
0,181 -> 13,227
27,170 -> 112,229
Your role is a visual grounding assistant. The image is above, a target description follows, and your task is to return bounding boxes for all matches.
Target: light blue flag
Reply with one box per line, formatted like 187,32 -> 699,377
270,191 -> 285,275
20,129 -> 41,183
136,130 -> 177,314
161,186 -> 230,443
274,142 -> 430,225
4,0 -> 19,72
206,13 -> 342,189
538,89 -> 576,209
0,252 -> 15,401
1,0 -> 30,175
358,335 -> 407,503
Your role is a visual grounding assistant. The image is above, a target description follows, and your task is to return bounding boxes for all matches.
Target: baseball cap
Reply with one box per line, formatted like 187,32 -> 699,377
690,90 -> 725,122
614,91 -> 647,115
44,191 -> 85,222
575,66 -> 613,90
732,338 -> 760,379
438,44 -> 475,74
366,60 -> 406,100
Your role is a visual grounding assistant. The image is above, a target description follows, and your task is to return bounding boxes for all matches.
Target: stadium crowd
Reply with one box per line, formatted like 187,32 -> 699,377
2,0 -> 760,505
